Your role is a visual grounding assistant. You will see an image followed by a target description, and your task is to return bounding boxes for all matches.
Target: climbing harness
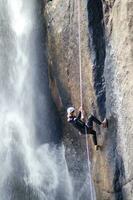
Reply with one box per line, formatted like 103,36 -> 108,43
77,1 -> 95,199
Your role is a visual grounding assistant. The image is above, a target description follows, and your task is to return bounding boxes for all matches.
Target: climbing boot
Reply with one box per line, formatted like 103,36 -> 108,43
94,145 -> 101,151
102,118 -> 108,128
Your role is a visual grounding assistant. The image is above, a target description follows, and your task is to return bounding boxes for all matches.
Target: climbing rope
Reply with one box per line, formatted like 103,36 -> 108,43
77,1 -> 95,199
77,0 -> 83,107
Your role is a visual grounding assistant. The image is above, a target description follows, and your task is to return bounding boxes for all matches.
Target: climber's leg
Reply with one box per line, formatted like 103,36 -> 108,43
89,129 -> 101,150
87,114 -> 102,128
87,114 -> 108,128
85,126 -> 100,150
89,129 -> 97,145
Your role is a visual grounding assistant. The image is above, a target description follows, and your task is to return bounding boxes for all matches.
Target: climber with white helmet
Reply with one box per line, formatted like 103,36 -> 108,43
67,106 -> 108,150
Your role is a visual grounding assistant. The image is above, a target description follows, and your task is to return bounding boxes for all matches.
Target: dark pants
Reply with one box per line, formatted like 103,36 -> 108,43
85,114 -> 102,145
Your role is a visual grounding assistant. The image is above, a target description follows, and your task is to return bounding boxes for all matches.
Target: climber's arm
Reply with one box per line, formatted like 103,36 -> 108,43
77,106 -> 85,121
77,111 -> 81,119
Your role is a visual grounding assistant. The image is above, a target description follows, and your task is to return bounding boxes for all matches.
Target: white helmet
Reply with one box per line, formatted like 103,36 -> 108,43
67,107 -> 75,114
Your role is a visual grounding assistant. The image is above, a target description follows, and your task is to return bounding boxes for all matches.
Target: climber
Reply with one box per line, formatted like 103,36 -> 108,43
67,106 -> 108,150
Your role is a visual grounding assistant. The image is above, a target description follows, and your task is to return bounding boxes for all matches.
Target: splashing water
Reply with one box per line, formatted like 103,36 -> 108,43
0,0 -> 73,199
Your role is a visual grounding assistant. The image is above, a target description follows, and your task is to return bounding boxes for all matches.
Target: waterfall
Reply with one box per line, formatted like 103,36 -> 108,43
0,0 -> 73,199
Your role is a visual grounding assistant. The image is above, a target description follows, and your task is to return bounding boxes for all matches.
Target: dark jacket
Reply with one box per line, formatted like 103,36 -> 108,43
67,111 -> 86,134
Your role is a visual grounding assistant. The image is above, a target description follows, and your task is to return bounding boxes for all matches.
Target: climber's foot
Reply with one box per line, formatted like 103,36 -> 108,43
102,118 -> 108,128
94,145 -> 101,151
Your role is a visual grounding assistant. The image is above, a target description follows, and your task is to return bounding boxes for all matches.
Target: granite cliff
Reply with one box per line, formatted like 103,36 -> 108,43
43,0 -> 133,199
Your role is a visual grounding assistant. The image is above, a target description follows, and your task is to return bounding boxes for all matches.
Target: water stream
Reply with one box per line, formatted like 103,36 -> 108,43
0,0 -> 73,199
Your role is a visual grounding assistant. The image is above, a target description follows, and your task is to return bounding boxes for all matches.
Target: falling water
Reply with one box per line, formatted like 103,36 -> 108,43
0,0 -> 73,199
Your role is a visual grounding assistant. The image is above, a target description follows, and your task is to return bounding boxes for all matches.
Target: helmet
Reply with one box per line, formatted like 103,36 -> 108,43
67,107 -> 75,114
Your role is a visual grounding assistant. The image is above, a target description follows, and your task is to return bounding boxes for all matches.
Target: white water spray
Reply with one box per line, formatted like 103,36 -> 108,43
0,0 -> 73,199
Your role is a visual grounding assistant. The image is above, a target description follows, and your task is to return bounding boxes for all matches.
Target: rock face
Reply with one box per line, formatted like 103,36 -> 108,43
44,0 -> 133,199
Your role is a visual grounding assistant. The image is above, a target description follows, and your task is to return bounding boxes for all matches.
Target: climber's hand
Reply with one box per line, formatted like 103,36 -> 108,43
79,106 -> 83,112
79,106 -> 84,112
79,106 -> 85,120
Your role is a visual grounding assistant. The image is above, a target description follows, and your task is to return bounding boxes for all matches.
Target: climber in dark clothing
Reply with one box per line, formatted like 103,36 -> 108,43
67,106 -> 108,150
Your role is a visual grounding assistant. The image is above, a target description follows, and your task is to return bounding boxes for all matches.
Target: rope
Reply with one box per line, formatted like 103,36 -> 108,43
77,1 -> 95,199
85,127 -> 95,200
77,0 -> 83,107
